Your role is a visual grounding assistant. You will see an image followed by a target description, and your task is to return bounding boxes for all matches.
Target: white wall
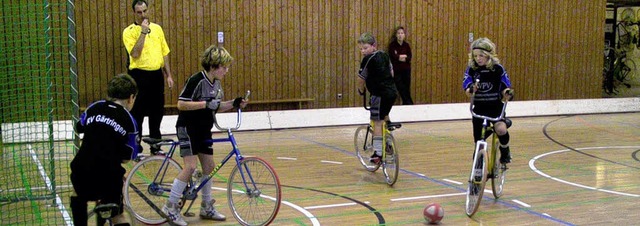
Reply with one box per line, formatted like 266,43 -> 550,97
151,97 -> 640,135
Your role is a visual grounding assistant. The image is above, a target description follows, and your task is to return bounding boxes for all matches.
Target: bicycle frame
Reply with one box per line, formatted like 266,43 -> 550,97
470,99 -> 507,176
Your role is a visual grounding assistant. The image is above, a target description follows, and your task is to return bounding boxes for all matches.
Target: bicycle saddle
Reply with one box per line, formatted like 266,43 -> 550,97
387,122 -> 402,131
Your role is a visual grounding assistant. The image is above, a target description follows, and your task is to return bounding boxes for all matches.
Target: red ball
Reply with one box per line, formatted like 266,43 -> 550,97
423,203 -> 444,224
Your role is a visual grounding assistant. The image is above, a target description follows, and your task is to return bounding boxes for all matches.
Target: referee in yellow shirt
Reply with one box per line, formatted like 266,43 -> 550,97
123,0 -> 174,154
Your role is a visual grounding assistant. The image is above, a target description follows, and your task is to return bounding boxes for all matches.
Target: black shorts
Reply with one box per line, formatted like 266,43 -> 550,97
177,126 -> 213,156
369,95 -> 395,121
70,171 -> 124,212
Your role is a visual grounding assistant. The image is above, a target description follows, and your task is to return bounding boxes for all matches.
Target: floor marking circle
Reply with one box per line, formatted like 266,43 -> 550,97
529,146 -> 640,198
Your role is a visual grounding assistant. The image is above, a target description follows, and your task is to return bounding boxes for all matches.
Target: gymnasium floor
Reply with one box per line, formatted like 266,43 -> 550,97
132,111 -> 639,225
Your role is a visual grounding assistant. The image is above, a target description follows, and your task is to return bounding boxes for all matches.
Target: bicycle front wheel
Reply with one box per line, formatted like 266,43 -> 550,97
465,149 -> 487,217
491,162 -> 507,199
124,156 -> 182,224
354,125 -> 380,172
382,134 -> 399,186
228,157 -> 281,226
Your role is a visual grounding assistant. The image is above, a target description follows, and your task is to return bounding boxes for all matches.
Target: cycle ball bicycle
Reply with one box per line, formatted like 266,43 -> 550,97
354,92 -> 401,186
124,102 -> 282,225
465,90 -> 510,217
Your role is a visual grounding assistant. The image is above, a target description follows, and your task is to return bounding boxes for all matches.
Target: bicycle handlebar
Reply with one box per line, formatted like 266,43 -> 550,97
214,108 -> 243,131
469,79 -> 509,121
213,90 -> 250,131
361,90 -> 370,110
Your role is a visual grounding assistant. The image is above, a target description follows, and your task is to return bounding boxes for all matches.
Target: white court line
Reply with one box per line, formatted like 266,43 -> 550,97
212,187 -> 320,225
529,146 -> 640,198
277,157 -> 297,160
391,192 -> 466,202
29,144 -> 73,226
442,179 -> 463,185
5,184 -> 73,193
321,160 -> 343,165
304,201 -> 370,210
512,199 -> 531,208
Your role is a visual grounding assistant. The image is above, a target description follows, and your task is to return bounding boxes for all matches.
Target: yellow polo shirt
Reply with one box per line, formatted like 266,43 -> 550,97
123,22 -> 170,71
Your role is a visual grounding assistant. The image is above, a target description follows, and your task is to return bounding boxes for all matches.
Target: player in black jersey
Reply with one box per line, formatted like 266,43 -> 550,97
70,74 -> 139,226
162,46 -> 247,225
463,37 -> 514,164
356,32 -> 398,162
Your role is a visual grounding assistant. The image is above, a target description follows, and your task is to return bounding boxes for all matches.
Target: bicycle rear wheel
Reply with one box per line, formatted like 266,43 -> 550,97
382,134 -> 399,186
124,156 -> 182,224
354,125 -> 380,172
465,149 -> 487,217
228,157 -> 281,226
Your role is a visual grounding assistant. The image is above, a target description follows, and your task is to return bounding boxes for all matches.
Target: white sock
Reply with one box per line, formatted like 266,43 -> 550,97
168,179 -> 187,204
373,137 -> 383,156
201,179 -> 212,203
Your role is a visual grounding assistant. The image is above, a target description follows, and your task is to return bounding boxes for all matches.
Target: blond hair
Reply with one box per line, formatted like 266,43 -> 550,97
201,45 -> 233,71
467,37 -> 500,69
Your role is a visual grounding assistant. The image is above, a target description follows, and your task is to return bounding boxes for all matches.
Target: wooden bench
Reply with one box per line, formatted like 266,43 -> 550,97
161,98 -> 314,110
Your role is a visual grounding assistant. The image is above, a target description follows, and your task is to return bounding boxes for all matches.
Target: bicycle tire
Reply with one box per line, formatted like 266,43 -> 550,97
465,148 -> 487,217
490,135 -> 506,199
227,157 -> 282,226
124,156 -> 183,225
624,58 -> 639,84
354,125 -> 380,172
382,134 -> 399,186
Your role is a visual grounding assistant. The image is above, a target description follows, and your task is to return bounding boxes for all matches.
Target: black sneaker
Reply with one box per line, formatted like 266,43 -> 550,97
499,146 -> 511,164
151,148 -> 166,156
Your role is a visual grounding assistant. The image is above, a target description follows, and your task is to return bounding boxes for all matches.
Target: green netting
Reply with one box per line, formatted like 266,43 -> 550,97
0,0 -> 78,225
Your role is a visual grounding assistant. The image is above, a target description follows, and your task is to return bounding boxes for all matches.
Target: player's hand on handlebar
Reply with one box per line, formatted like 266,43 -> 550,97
503,88 -> 514,101
233,97 -> 248,108
357,88 -> 366,96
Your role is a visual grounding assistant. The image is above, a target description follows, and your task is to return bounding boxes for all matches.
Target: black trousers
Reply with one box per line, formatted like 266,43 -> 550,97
128,68 -> 165,146
394,69 -> 414,105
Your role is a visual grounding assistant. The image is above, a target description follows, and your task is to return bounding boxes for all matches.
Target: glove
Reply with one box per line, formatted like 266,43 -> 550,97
206,99 -> 221,110
232,97 -> 244,108
505,89 -> 514,101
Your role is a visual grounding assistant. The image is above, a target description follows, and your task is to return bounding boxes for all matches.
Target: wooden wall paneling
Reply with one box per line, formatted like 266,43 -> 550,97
89,1 -> 100,102
321,0 -> 331,108
347,1 -> 357,107
536,0 -> 550,100
337,0 -> 349,108
111,0 -> 121,73
248,0 -> 258,103
418,0 -> 430,104
230,0 -> 241,97
262,1 -> 282,103
103,0 -> 114,88
274,0 -> 283,101
74,0 -> 85,107
307,0 -> 317,108
290,0 -> 300,103
240,0 -> 251,100
63,0 -> 606,111
287,0 -> 299,103
98,0 -> 108,99
255,0 -> 264,102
